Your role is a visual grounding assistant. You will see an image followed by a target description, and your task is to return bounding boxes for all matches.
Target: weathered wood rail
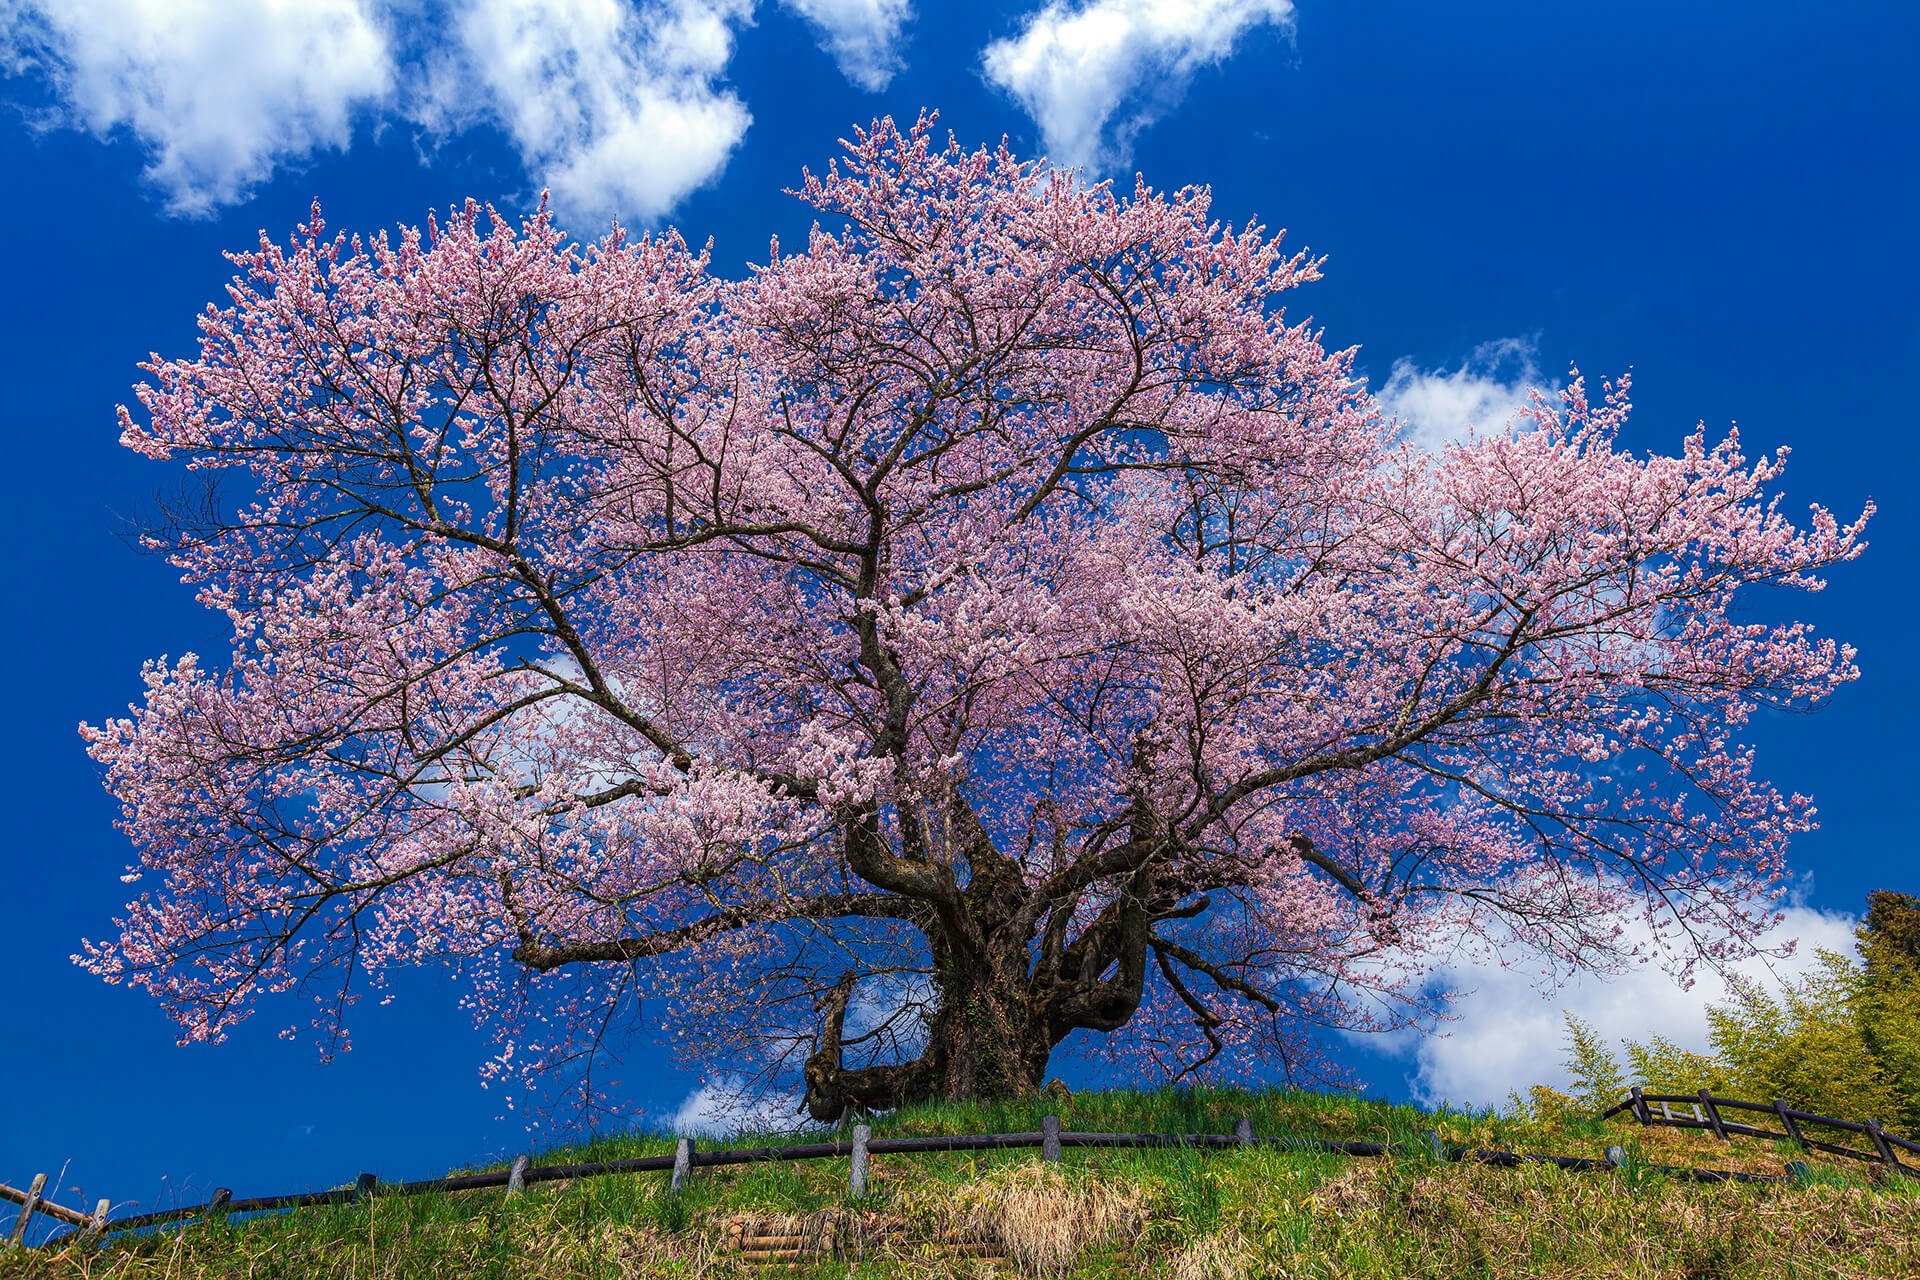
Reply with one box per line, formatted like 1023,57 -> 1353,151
8,1108 -> 1907,1251
3,1178 -> 110,1247
1599,1088 -> 1919,1173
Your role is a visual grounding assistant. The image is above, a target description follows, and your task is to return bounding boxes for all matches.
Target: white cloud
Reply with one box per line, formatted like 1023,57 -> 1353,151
667,1074 -> 808,1136
981,0 -> 1294,172
1,0 -> 773,225
778,0 -> 910,91
424,0 -> 754,228
843,971 -> 933,1060
1380,902 -> 1861,1110
0,0 -> 393,215
1374,337 -> 1542,453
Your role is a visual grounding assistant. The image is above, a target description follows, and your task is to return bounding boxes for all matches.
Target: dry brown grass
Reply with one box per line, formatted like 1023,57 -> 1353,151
924,1162 -> 1140,1278
1165,1227 -> 1256,1280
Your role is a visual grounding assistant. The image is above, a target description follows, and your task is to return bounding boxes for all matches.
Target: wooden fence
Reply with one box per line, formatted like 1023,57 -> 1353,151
1599,1088 -> 1919,1174
10,1106 -> 1892,1252
2,1176 -> 110,1247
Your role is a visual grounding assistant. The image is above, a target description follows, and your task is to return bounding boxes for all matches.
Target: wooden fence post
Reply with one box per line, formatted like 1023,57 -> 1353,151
506,1155 -> 531,1198
1864,1120 -> 1903,1176
1698,1091 -> 1729,1142
5,1174 -> 46,1247
670,1139 -> 694,1195
86,1198 -> 111,1237
849,1124 -> 871,1198
205,1189 -> 232,1221
1629,1087 -> 1650,1125
1772,1100 -> 1807,1151
351,1173 -> 376,1204
1233,1118 -> 1254,1147
1041,1116 -> 1062,1163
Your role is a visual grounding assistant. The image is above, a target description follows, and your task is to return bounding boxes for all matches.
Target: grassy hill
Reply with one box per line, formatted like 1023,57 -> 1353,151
6,1087 -> 1915,1279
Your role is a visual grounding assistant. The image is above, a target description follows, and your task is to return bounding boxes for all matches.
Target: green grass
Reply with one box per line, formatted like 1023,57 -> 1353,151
7,1085 -> 1917,1279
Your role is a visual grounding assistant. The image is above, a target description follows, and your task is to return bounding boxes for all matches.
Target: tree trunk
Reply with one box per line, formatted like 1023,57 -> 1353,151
800,807 -> 1153,1122
801,932 -> 1057,1121
925,966 -> 1054,1103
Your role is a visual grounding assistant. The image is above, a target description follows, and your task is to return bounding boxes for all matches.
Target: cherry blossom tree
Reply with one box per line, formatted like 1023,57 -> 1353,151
81,116 -> 1869,1122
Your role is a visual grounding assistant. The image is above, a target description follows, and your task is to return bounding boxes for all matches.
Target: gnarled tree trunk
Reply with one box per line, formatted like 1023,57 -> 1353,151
799,808 -> 1168,1121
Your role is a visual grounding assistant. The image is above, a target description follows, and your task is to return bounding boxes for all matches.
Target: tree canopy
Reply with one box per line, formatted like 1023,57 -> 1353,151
82,116 -> 1868,1121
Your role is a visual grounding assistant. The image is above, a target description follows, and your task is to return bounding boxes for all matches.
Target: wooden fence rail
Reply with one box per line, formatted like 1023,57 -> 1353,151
14,1109 -> 1901,1252
2,1178 -> 111,1246
1597,1089 -> 1919,1173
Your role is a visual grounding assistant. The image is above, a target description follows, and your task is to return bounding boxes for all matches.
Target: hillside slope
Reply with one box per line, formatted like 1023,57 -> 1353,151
6,1088 -> 1915,1279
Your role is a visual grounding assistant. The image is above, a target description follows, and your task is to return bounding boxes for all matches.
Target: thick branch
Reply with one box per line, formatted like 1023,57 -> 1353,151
510,892 -> 918,971
801,974 -> 933,1121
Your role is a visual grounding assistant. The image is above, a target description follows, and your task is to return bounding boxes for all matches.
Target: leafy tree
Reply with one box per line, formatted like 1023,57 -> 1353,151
1507,1012 -> 1628,1125
1622,1035 -> 1728,1097
1856,892 -> 1920,1129
1563,1013 -> 1627,1110
1520,892 -> 1920,1133
79,116 -> 1868,1120
1862,891 -> 1920,970
1707,952 -> 1906,1124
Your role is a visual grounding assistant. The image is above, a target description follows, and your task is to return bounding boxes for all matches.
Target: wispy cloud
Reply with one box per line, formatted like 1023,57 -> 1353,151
981,0 -> 1295,172
2,0 -> 908,225
1,0 -> 393,215
667,1075 -> 807,1137
1374,337 -> 1542,452
779,0 -> 912,91
1377,901 -> 1860,1109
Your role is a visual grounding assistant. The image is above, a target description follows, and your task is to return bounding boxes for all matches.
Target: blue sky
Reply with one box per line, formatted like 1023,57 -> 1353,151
1,0 -> 1915,1229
